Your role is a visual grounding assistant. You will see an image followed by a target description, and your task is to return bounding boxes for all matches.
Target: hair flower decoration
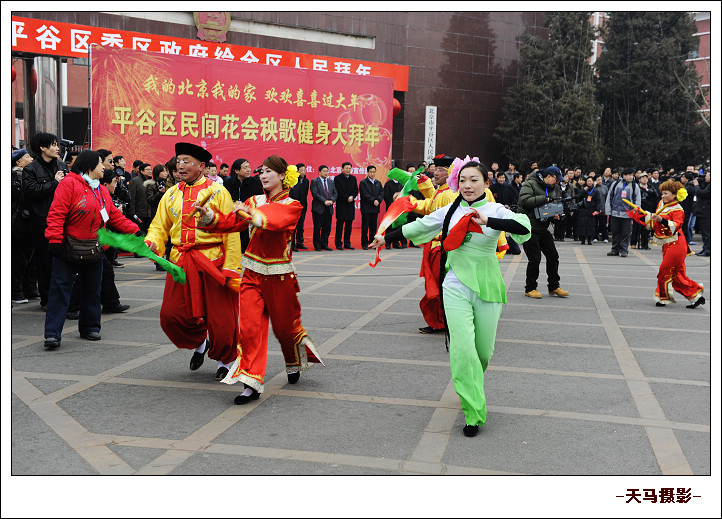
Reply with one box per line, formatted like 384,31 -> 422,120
676,187 -> 688,202
447,155 -> 480,193
283,164 -> 299,189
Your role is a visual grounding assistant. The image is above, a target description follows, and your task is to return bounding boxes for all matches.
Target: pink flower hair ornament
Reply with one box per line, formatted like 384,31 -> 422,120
447,155 -> 480,193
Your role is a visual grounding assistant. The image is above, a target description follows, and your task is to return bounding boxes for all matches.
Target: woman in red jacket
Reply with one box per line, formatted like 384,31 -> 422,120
43,150 -> 140,349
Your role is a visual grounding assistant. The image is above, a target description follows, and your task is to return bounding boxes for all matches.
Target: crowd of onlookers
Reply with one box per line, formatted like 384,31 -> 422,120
11,136 -> 711,317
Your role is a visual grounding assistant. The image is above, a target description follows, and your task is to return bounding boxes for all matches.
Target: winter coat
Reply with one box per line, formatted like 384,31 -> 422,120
517,173 -> 562,232
289,175 -> 310,208
129,174 -> 154,219
222,174 -> 264,203
576,186 -> 603,237
22,155 -> 68,228
693,182 -> 710,218
45,172 -> 139,245
333,173 -> 359,221
359,177 -> 384,214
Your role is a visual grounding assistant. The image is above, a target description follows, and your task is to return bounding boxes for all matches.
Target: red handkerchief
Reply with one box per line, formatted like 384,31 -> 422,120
442,213 -> 483,251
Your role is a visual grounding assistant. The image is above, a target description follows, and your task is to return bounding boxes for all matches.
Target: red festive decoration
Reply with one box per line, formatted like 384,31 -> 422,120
392,97 -> 401,117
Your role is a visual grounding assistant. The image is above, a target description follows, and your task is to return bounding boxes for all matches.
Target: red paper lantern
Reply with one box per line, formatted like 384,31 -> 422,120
29,67 -> 37,95
12,65 -> 17,83
392,97 -> 401,117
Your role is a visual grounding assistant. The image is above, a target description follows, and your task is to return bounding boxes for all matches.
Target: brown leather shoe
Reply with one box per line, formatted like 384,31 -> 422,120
548,287 -> 569,297
525,289 -> 542,299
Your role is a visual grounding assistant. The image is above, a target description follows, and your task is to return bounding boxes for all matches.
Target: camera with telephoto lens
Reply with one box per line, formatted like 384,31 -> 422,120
59,138 -> 74,147
560,193 -> 579,213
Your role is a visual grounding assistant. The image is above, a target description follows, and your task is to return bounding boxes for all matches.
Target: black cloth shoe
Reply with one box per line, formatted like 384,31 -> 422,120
234,389 -> 260,405
336,245 -> 344,250
418,326 -> 444,334
607,251 -> 619,256
314,246 -> 322,251
620,251 -> 628,257
399,243 -> 407,248
321,246 -> 332,251
112,260 -> 124,268
190,346 -> 207,371
345,246 -> 355,250
686,296 -> 705,309
297,244 -> 308,250
655,302 -> 666,307
155,264 -> 165,271
463,425 -> 479,437
80,331 -> 101,341
66,310 -> 80,320
292,246 -> 299,252
215,367 -> 229,381
287,371 -> 300,384
361,245 -> 369,250
103,303 -> 130,313
44,337 -> 61,349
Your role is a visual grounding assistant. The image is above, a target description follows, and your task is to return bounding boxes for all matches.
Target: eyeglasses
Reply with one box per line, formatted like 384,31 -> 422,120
177,159 -> 196,165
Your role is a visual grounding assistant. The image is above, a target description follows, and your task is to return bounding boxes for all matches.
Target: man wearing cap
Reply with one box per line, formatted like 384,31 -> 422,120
517,166 -> 570,299
145,142 -> 241,380
605,167 -> 641,257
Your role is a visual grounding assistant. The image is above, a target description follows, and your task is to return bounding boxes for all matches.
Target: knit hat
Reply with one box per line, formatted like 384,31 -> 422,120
12,148 -> 28,165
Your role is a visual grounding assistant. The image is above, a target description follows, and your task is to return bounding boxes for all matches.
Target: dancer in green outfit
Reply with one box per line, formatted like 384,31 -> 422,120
372,159 -> 531,436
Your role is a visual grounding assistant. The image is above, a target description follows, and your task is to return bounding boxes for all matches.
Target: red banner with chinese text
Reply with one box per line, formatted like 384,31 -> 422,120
91,45 -> 393,225
12,16 -> 408,91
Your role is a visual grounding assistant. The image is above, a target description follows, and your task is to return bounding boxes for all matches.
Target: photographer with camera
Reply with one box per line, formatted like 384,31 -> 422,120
517,166 -> 570,299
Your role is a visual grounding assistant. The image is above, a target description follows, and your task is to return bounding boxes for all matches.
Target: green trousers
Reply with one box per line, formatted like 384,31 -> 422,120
443,279 -> 502,427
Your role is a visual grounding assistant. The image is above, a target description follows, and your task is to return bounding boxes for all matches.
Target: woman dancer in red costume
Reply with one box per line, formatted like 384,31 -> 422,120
195,155 -> 324,404
629,179 -> 705,308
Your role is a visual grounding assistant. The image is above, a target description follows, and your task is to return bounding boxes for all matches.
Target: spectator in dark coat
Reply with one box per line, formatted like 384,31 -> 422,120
128,163 -> 154,234
289,163 -> 310,251
489,170 -> 518,209
12,149 -> 38,304
693,171 -> 710,256
333,162 -> 358,250
576,176 -> 603,245
222,158 -> 263,252
359,165 -> 384,249
22,132 -> 68,308
678,172 -> 698,245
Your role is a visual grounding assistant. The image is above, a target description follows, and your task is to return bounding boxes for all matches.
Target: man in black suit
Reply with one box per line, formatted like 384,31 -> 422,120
222,157 -> 263,252
333,161 -> 358,250
359,165 -> 384,249
289,162 -> 309,251
310,165 -> 337,251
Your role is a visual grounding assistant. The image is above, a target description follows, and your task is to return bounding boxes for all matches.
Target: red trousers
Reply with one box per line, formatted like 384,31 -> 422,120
159,271 -> 240,364
655,237 -> 704,303
419,242 -> 445,329
232,269 -> 322,393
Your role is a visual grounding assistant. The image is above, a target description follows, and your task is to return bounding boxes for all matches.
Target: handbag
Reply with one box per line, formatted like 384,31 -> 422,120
64,235 -> 103,262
